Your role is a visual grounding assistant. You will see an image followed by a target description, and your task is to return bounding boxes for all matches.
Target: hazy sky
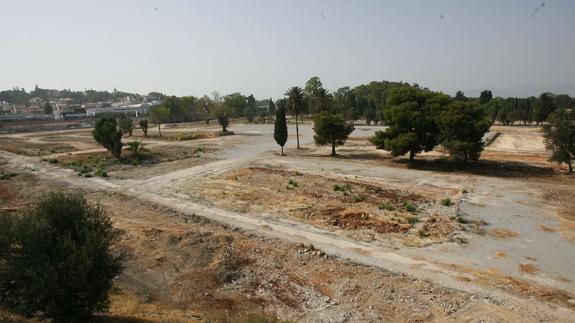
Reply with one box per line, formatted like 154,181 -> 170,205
1,0 -> 574,98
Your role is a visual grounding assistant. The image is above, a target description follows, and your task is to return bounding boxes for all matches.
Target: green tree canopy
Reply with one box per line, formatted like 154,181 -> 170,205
93,117 -> 123,159
0,192 -> 123,322
313,112 -> 355,156
213,105 -> 231,133
378,86 -> 448,160
437,101 -> 491,162
148,106 -> 170,136
543,109 -> 575,173
479,90 -> 493,105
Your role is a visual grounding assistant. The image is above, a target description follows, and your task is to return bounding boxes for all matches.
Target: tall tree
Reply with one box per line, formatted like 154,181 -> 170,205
285,86 -> 305,149
437,101 -> 491,162
455,91 -> 467,101
274,105 -> 288,155
313,112 -> 355,156
246,94 -> 256,122
304,76 -> 324,114
268,98 -> 276,116
533,92 -> 556,125
543,109 -> 575,173
479,90 -> 493,105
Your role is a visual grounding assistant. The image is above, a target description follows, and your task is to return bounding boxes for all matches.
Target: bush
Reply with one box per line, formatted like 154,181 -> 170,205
440,198 -> 452,206
0,192 -> 123,322
287,179 -> 299,188
378,203 -> 394,211
333,183 -> 352,192
406,216 -> 419,227
404,202 -> 416,213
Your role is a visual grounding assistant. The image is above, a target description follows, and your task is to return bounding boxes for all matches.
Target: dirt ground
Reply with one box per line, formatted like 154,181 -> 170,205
0,170 -> 569,323
1,122 -> 575,322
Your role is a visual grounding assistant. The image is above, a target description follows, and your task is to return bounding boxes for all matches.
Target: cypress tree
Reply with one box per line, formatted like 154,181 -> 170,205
274,106 -> 288,155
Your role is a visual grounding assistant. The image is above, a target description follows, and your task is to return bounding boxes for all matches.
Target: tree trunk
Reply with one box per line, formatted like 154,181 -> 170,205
409,150 -> 415,161
295,111 -> 300,149
569,159 -> 573,174
281,146 -> 284,156
331,139 -> 336,156
158,124 -> 162,137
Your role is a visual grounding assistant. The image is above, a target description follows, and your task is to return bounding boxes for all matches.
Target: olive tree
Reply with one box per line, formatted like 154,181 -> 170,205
0,192 -> 123,322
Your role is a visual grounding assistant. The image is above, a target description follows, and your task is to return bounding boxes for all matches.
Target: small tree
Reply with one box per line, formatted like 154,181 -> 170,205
118,115 -> 133,137
313,112 -> 354,156
0,192 -> 123,322
274,106 -> 288,155
437,101 -> 491,162
543,109 -> 575,173
126,140 -> 148,164
139,118 -> 149,137
213,106 -> 230,133
149,106 -> 170,137
93,117 -> 123,159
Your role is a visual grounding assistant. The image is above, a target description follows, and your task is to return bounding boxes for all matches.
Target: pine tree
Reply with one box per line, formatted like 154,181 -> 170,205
274,106 -> 288,155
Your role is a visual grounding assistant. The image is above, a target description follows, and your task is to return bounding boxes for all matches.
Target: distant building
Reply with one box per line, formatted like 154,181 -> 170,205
85,103 -> 151,118
54,98 -> 85,119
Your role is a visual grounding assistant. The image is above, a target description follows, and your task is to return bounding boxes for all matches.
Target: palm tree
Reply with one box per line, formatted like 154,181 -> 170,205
285,86 -> 305,148
315,88 -> 332,113
126,140 -> 148,164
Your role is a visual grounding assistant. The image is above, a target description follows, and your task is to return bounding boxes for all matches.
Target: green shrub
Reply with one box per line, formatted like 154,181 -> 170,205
404,202 -> 416,213
378,203 -> 394,211
440,198 -> 452,206
456,214 -> 469,224
48,158 -> 59,164
406,216 -> 419,227
288,179 -> 299,188
333,183 -> 352,192
353,194 -> 366,202
0,192 -> 123,322
0,172 -> 18,180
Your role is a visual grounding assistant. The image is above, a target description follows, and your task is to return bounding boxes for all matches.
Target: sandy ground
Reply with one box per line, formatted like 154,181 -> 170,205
1,122 -> 575,322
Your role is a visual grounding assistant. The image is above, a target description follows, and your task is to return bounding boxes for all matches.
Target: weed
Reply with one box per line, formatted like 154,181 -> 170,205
440,198 -> 452,206
353,194 -> 366,203
48,158 -> 59,164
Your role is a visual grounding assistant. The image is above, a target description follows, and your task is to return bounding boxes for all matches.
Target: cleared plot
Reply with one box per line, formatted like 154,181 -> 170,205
177,166 -> 464,246
52,143 -> 217,179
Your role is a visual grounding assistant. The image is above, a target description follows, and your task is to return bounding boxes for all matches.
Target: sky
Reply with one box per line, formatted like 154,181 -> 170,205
0,0 -> 574,99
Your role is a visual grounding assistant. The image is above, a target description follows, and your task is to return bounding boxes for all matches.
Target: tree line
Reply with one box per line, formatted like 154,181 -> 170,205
0,85 -> 165,105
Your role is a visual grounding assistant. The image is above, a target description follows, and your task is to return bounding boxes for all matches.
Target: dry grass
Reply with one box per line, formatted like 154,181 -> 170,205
489,228 -> 520,240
